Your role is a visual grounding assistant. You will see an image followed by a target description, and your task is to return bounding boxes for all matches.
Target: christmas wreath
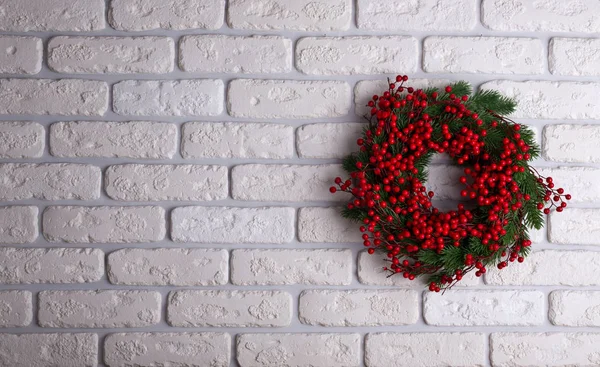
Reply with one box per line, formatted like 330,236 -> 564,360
330,76 -> 570,292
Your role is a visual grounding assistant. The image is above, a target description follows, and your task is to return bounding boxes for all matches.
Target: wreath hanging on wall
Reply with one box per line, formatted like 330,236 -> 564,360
331,76 -> 570,292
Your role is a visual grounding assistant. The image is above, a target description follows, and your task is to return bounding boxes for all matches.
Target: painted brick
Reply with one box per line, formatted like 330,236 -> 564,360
0,206 -> 38,244
227,0 -> 352,31
180,35 -> 292,73
536,167 -> 599,203
182,122 -> 293,159
231,164 -> 351,202
0,291 -> 32,327
423,36 -> 544,74
50,121 -> 177,159
171,206 -> 295,244
486,250 -> 600,286
43,206 -> 165,243
108,248 -> 228,286
167,290 -> 292,327
0,0 -> 105,31
550,291 -> 600,327
0,36 -> 42,74
480,80 -> 600,119
109,0 -> 224,30
365,333 -> 486,367
354,79 -> 451,117
237,333 -> 360,367
38,290 -> 161,328
0,79 -> 108,116
298,207 -> 359,243
104,332 -> 231,367
424,290 -> 545,326
0,333 -> 97,366
299,289 -> 418,326
357,0 -> 477,31
228,79 -> 351,119
0,163 -> 100,201
105,164 -> 228,201
426,165 -> 465,201
296,123 -> 365,159
358,250 -> 480,287
48,36 -> 174,74
543,124 -> 600,163
0,248 -> 103,284
549,208 -> 600,245
296,36 -> 417,75
550,38 -> 600,76
113,79 -> 224,116
491,332 -> 600,366
231,249 -> 352,285
482,0 -> 600,32
0,122 -> 44,158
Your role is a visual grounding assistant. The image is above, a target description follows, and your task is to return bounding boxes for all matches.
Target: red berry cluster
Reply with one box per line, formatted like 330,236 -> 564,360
330,76 -> 570,292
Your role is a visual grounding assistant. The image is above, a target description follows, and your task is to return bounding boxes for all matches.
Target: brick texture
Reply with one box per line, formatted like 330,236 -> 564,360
482,0 -> 600,32
424,290 -> 545,326
299,289 -> 418,326
109,0 -> 224,31
105,164 -> 228,201
0,163 -> 100,201
0,122 -> 44,158
227,0 -> 352,31
0,333 -> 98,366
104,332 -> 231,367
228,79 -> 351,118
365,333 -> 486,367
108,248 -> 228,286
486,250 -> 600,286
48,36 -> 174,74
231,249 -> 353,285
167,290 -> 292,327
43,206 -> 165,243
0,291 -> 32,327
0,1 -> 598,365
113,79 -> 224,116
180,35 -> 292,73
50,121 -> 177,159
232,164 -> 350,202
550,38 -> 600,76
237,333 -> 360,367
423,36 -> 544,74
357,0 -> 477,31
171,206 -> 295,244
296,36 -> 417,75
0,206 -> 38,244
38,290 -> 161,328
491,333 -> 600,366
181,122 -> 293,159
0,0 -> 105,31
0,36 -> 42,74
0,247 -> 103,284
0,79 -> 108,115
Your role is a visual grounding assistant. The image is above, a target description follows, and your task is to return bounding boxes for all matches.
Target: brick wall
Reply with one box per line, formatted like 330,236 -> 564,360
0,0 -> 599,366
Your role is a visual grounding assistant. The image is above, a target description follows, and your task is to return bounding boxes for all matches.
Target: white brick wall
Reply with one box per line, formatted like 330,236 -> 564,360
179,35 -> 292,73
47,36 -> 175,74
167,290 -> 292,327
0,1 -> 598,366
0,36 -> 42,74
365,332 -> 486,367
38,290 -> 161,328
104,332 -> 231,367
50,121 -> 178,159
